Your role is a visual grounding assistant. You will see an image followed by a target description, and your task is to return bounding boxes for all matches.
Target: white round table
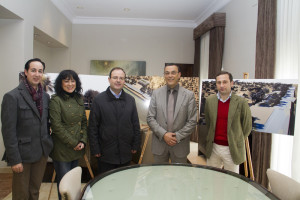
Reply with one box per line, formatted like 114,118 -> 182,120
81,164 -> 278,200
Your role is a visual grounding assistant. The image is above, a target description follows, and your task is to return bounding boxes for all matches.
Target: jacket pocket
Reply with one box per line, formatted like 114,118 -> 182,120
18,137 -> 32,159
19,105 -> 34,119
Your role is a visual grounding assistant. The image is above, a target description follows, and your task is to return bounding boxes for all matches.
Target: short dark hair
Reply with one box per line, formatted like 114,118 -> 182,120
54,70 -> 82,97
215,71 -> 233,82
24,58 -> 45,71
164,63 -> 181,72
109,67 -> 126,78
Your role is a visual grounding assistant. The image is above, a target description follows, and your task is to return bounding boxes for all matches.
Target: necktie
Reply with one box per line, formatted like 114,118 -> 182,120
167,89 -> 174,132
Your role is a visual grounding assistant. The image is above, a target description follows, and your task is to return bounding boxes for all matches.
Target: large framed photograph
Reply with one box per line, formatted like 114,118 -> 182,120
199,79 -> 298,136
90,60 -> 146,76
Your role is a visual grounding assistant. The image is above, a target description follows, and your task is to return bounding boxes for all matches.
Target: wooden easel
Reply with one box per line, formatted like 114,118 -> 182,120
243,72 -> 254,181
138,125 -> 151,164
244,137 -> 254,180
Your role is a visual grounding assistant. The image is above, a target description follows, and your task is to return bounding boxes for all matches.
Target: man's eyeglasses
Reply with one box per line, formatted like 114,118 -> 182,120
111,76 -> 125,81
164,71 -> 178,76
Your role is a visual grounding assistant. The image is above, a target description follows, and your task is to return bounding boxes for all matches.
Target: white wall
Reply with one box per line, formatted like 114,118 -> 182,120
0,0 -> 72,164
220,0 -> 258,79
0,19 -> 24,164
33,40 -> 70,73
33,40 -> 53,70
0,0 -> 72,48
71,24 -> 195,76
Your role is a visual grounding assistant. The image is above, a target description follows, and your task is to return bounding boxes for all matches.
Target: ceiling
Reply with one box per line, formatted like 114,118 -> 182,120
51,0 -> 231,27
0,1 -> 231,48
0,5 -> 22,19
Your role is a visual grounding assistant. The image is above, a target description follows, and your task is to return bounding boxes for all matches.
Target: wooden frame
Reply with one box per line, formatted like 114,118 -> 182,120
243,74 -> 254,181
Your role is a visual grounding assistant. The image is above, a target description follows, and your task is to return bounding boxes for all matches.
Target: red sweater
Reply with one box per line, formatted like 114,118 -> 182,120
214,99 -> 230,146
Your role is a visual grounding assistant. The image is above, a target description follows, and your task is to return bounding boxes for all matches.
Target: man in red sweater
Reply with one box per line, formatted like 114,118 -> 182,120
204,71 -> 252,173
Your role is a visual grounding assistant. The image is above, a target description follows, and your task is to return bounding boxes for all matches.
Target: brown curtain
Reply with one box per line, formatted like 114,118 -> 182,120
193,12 -> 226,79
208,27 -> 225,79
189,38 -> 201,143
253,0 -> 276,188
255,0 -> 276,79
193,38 -> 201,77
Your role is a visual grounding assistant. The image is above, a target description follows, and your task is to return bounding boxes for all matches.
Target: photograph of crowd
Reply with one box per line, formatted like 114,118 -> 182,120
199,79 -> 298,136
125,76 -> 199,106
39,73 -> 199,125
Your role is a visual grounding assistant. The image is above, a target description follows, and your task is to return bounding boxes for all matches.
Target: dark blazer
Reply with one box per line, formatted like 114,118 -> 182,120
1,82 -> 53,166
147,85 -> 197,157
88,87 -> 141,165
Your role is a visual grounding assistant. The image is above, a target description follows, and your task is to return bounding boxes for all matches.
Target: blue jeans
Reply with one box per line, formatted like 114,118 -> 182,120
53,160 -> 78,200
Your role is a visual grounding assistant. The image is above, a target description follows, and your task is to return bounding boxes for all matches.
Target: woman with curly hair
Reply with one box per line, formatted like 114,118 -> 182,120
49,70 -> 87,199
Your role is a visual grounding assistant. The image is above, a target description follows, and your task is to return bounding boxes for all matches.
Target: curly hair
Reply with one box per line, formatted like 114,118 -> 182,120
54,70 -> 82,97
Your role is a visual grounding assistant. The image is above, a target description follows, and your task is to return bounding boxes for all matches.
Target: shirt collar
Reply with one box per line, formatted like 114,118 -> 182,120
167,84 -> 179,92
217,92 -> 232,103
109,87 -> 122,99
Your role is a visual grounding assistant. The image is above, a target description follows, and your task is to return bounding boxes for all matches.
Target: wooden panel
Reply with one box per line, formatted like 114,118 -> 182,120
0,173 -> 13,199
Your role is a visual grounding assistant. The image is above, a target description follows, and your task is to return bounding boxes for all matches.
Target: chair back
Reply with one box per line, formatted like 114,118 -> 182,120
59,166 -> 82,200
267,168 -> 300,200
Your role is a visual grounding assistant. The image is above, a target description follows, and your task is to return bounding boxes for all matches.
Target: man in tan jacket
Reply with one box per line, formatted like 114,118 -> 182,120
204,71 -> 252,173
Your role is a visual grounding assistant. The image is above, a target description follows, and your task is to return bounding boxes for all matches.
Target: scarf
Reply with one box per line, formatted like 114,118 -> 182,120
23,79 -> 43,117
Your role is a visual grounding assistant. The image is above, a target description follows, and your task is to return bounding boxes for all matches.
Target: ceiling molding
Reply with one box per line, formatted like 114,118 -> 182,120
51,0 -> 74,22
73,17 -> 196,28
195,0 -> 231,25
50,0 -> 231,28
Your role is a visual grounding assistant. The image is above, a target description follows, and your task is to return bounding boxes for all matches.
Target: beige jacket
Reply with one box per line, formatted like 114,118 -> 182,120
204,93 -> 252,165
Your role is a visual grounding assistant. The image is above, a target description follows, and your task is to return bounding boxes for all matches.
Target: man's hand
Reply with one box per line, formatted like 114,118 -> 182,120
131,150 -> 137,154
164,132 -> 177,146
12,163 -> 23,173
94,153 -> 101,157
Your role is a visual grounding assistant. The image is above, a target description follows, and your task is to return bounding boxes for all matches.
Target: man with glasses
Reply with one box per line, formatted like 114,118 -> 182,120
147,63 -> 197,163
88,67 -> 140,173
